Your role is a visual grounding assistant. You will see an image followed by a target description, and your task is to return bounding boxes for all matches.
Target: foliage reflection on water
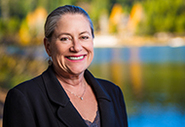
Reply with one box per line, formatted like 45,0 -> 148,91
89,46 -> 185,127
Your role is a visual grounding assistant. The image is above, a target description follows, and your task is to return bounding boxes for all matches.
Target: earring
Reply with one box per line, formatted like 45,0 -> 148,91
48,57 -> 52,65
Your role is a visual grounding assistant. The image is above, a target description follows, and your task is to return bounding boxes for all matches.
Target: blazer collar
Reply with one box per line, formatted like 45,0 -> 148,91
42,65 -> 69,106
42,66 -> 114,127
84,70 -> 115,127
42,66 -> 112,106
42,66 -> 87,126
84,70 -> 111,101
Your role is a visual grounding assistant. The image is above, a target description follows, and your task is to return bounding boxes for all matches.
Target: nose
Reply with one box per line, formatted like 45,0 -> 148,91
70,39 -> 83,52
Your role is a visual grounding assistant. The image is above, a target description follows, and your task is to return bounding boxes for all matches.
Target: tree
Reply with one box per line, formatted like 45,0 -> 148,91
137,0 -> 185,35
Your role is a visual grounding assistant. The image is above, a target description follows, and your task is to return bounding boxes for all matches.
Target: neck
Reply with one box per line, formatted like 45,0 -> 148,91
53,65 -> 85,87
56,72 -> 87,100
56,73 -> 85,87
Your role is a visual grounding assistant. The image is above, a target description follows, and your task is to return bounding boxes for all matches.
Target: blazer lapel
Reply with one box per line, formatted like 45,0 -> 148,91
42,66 -> 87,127
98,99 -> 115,127
57,103 -> 87,127
42,66 -> 116,127
84,70 -> 116,127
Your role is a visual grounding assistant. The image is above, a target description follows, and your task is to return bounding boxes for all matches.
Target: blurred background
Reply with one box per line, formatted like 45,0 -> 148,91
0,0 -> 185,126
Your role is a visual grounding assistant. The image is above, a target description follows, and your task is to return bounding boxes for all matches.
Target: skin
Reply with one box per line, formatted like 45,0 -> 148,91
44,13 -> 94,85
44,13 -> 97,122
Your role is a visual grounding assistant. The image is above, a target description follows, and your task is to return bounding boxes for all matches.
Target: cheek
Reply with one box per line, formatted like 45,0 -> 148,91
50,43 -> 67,56
88,44 -> 94,59
90,43 -> 94,54
50,46 -> 58,57
87,41 -> 94,50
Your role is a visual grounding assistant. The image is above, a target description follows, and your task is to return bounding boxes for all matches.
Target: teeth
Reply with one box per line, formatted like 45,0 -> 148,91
68,56 -> 84,60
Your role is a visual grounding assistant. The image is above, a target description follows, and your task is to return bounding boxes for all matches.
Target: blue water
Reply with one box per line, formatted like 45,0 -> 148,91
129,104 -> 185,127
92,46 -> 185,127
92,46 -> 185,64
139,46 -> 185,63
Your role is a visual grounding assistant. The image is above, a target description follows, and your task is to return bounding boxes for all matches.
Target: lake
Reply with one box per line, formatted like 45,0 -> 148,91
89,46 -> 185,127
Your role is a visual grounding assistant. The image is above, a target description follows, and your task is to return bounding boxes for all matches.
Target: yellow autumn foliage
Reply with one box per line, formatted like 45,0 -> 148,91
127,3 -> 143,33
19,7 -> 47,46
109,4 -> 123,33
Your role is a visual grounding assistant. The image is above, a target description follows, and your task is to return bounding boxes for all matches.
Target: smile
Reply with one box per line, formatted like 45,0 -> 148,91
66,55 -> 86,61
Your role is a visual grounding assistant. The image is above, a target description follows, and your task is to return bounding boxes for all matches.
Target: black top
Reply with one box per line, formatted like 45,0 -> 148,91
3,65 -> 128,127
84,109 -> 100,127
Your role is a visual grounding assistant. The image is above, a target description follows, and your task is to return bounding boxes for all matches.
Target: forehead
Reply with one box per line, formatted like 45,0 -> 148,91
55,13 -> 91,32
58,13 -> 89,24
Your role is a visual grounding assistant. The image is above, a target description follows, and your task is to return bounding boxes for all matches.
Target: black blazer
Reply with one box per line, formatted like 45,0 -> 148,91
3,66 -> 128,127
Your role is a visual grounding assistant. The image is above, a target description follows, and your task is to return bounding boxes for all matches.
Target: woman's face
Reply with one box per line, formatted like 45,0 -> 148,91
45,13 -> 94,76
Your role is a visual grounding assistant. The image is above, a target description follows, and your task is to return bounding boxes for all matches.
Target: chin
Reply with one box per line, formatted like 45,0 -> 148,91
68,67 -> 86,76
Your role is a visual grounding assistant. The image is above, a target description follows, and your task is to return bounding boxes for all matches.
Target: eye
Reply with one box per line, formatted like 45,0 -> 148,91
60,36 -> 72,42
60,37 -> 69,41
81,36 -> 89,40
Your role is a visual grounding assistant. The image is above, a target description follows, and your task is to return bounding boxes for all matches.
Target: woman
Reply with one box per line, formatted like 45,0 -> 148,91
3,5 -> 128,127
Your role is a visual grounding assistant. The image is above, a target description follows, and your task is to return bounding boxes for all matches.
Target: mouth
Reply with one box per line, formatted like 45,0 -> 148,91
65,55 -> 86,61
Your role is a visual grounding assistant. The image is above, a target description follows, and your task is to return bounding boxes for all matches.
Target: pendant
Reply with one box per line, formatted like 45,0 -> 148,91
80,97 -> 83,100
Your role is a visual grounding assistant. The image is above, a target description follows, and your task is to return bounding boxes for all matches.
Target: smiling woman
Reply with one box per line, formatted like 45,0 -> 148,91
3,5 -> 128,127
44,13 -> 94,76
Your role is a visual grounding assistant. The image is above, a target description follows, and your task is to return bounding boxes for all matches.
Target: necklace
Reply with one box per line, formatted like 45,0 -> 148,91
65,82 -> 86,100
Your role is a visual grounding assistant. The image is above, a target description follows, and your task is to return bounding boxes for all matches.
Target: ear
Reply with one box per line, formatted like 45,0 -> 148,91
44,37 -> 52,56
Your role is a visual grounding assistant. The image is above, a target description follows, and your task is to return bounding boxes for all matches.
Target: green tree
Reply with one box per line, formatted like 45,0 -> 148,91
137,0 -> 185,35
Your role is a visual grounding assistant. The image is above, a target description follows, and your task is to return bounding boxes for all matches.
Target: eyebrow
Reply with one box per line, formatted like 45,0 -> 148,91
57,33 -> 71,38
57,31 -> 91,37
79,31 -> 91,35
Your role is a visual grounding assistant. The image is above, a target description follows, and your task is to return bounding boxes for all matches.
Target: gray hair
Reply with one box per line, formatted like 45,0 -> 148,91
44,5 -> 94,40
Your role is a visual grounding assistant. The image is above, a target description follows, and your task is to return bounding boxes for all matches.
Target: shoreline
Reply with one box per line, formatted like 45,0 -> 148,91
94,35 -> 185,47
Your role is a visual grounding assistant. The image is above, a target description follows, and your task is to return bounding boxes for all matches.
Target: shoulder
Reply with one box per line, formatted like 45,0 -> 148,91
96,78 -> 117,88
84,70 -> 122,96
4,74 -> 46,111
11,66 -> 52,93
13,75 -> 43,92
96,78 -> 122,95
6,74 -> 44,102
